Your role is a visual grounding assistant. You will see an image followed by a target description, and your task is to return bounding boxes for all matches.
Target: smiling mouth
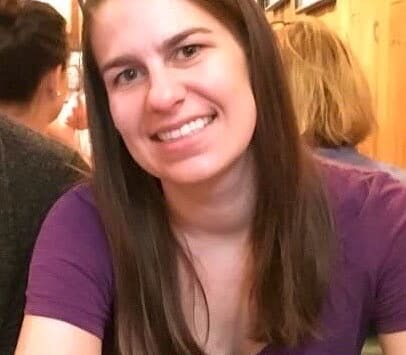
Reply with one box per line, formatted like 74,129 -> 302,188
153,115 -> 216,142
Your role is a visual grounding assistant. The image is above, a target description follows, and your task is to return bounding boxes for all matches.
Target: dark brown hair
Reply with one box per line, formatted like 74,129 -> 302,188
0,0 -> 69,102
82,0 -> 334,354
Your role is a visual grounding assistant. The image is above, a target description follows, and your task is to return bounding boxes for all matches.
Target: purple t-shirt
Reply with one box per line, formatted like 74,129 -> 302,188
25,160 -> 406,355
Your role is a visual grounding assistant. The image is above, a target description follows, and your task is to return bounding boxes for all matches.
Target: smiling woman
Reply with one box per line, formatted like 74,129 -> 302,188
91,1 -> 256,185
14,0 -> 406,355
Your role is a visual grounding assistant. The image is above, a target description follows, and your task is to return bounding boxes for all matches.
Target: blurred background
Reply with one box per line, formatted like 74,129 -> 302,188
37,0 -> 406,171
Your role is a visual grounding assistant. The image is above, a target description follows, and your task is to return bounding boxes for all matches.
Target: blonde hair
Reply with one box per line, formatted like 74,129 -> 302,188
277,18 -> 376,147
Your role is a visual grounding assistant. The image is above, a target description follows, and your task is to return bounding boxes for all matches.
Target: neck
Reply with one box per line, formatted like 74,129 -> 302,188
162,152 -> 257,243
0,96 -> 51,133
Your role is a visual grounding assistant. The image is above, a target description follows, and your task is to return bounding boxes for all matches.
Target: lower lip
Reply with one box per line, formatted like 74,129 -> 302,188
154,118 -> 215,158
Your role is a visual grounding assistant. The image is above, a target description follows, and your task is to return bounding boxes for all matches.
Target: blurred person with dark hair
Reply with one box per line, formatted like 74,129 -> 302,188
0,115 -> 88,355
278,18 -> 406,182
0,0 -> 69,131
0,0 -> 90,160
0,3 -> 89,353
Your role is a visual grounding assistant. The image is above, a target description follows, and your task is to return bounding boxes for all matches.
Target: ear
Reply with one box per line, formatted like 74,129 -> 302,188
43,65 -> 66,99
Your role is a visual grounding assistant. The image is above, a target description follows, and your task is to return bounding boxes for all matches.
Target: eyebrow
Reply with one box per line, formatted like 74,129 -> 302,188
100,27 -> 212,74
161,27 -> 211,52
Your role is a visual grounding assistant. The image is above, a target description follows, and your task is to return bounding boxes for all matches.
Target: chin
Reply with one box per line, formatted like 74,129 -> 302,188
161,170 -> 216,186
159,158 -> 242,187
148,150 -> 252,187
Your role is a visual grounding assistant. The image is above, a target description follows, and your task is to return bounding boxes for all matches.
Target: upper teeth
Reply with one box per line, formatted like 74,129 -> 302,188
157,116 -> 213,142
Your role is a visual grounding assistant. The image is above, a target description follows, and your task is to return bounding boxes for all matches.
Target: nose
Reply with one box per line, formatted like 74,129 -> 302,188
146,68 -> 186,113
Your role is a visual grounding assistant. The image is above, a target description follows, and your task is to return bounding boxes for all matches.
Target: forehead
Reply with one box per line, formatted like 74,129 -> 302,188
90,0 -> 224,52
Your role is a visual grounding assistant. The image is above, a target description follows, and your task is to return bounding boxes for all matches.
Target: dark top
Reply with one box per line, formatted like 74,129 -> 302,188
25,160 -> 406,354
0,116 -> 89,354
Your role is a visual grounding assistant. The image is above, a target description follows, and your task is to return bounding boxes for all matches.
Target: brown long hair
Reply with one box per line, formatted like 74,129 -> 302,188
277,18 -> 376,148
81,1 -> 334,354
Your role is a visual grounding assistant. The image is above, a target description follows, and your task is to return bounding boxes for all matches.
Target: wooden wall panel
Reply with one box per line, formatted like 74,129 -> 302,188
69,0 -> 82,50
382,0 -> 406,167
343,0 -> 388,159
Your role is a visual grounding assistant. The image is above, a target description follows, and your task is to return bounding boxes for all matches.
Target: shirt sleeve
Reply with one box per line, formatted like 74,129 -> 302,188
24,185 -> 113,339
370,175 -> 406,333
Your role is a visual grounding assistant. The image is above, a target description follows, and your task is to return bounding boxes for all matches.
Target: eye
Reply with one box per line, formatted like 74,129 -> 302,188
114,68 -> 143,86
174,44 -> 202,61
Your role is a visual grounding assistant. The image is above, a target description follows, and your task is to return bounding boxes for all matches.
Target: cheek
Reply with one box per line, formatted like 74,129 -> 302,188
230,56 -> 256,119
108,93 -> 140,133
203,51 -> 252,105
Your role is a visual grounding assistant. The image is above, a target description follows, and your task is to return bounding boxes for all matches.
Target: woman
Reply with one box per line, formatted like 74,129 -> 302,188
277,18 -> 406,182
16,0 -> 406,354
0,0 -> 89,159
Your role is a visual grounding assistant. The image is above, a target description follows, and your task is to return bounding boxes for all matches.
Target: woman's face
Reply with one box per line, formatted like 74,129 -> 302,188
91,0 -> 257,185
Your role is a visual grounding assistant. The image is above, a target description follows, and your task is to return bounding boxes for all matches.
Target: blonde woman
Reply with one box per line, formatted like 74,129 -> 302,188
278,18 -> 406,182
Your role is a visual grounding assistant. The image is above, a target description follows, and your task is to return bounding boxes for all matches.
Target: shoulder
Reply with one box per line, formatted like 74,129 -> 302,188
0,117 -> 89,241
320,158 -> 406,232
38,184 -> 109,259
316,146 -> 406,183
0,116 -> 88,173
320,158 -> 406,212
375,161 -> 406,183
36,183 -> 112,282
319,158 -> 406,265
0,116 -> 89,214
26,184 -> 113,338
